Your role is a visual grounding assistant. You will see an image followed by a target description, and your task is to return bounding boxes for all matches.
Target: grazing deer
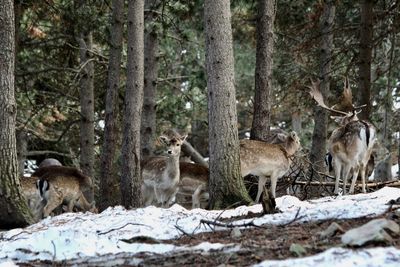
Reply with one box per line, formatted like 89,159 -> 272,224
176,162 -> 209,209
34,166 -> 97,217
240,131 -> 301,203
141,132 -> 187,207
309,78 -> 377,195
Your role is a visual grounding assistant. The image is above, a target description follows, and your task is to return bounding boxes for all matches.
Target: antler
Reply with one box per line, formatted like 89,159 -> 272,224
308,79 -> 349,116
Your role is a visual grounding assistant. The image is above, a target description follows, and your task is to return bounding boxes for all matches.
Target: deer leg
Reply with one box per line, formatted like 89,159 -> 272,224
270,174 -> 278,199
255,176 -> 268,203
341,164 -> 351,195
333,159 -> 341,195
43,192 -> 63,217
359,163 -> 367,193
349,164 -> 360,194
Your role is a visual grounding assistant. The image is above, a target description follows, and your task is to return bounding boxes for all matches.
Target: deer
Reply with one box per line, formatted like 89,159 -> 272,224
141,131 -> 187,207
34,166 -> 98,217
309,78 -> 377,195
239,131 -> 301,203
20,176 -> 45,221
176,162 -> 209,209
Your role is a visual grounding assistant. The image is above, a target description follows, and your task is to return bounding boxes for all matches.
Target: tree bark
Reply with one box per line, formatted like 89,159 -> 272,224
309,0 -> 335,174
141,0 -> 160,158
78,27 -> 95,203
121,0 -> 144,208
250,0 -> 276,141
357,0 -> 374,120
16,130 -> 27,176
204,0 -> 253,209
99,0 -> 124,210
0,0 -> 34,228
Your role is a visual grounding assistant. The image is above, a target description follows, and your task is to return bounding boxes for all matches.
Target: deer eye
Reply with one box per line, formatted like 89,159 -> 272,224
176,144 -> 180,146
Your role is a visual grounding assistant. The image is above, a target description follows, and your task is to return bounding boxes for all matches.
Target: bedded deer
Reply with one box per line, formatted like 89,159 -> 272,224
309,78 -> 377,195
239,131 -> 301,203
141,132 -> 187,207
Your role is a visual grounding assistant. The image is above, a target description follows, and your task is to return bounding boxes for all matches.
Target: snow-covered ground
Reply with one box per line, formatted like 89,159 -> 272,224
0,187 -> 399,266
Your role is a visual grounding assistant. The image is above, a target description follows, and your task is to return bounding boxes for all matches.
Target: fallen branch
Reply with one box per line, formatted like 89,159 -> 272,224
200,219 -> 267,229
292,180 -> 400,188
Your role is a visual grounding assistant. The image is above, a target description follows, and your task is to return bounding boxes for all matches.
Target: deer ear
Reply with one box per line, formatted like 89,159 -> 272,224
180,134 -> 188,142
289,131 -> 297,139
159,135 -> 169,145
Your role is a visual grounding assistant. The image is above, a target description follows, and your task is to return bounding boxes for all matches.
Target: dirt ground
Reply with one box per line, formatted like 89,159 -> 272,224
21,206 -> 400,267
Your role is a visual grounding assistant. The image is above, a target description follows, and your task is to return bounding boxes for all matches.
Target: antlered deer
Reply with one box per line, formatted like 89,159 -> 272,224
141,132 -> 187,207
239,131 -> 301,203
309,78 -> 377,195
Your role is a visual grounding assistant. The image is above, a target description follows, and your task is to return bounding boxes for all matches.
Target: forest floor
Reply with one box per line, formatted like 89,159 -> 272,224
22,208 -> 399,267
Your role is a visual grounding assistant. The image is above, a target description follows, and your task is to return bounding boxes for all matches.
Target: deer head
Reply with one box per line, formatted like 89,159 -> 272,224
308,77 -> 365,125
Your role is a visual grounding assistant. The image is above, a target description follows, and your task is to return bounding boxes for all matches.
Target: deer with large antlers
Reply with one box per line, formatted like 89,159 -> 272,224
309,78 -> 377,195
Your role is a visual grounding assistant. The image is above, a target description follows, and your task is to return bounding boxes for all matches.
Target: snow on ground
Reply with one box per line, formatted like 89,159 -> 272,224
0,187 -> 399,266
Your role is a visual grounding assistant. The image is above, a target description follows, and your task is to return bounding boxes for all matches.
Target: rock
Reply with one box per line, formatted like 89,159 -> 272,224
341,218 -> 399,246
289,243 -> 307,257
230,227 -> 242,239
319,222 -> 344,239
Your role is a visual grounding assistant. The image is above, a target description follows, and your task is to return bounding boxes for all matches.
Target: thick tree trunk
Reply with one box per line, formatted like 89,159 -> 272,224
357,0 -> 373,120
204,0 -> 253,209
250,0 -> 276,141
309,0 -> 335,174
0,0 -> 34,229
16,130 -> 27,176
78,30 -> 95,203
141,0 -> 160,158
99,0 -> 124,210
121,0 -> 144,208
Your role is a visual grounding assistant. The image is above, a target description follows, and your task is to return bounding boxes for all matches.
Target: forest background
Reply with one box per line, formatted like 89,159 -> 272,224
1,0 -> 399,227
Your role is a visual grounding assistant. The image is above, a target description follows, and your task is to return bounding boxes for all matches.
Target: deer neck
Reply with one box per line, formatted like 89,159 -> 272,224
283,141 -> 298,156
166,154 -> 180,183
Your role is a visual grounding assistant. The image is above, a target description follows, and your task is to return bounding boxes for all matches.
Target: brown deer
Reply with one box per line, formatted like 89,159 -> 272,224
20,176 -> 45,221
35,166 -> 97,217
309,78 -> 377,195
239,131 -> 301,203
141,132 -> 187,207
176,162 -> 209,209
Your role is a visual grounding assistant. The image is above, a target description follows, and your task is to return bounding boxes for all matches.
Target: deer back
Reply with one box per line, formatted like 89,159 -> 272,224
329,120 -> 376,160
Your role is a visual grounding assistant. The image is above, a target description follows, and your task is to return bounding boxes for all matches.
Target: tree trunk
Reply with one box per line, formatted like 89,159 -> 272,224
78,29 -> 95,203
250,0 -> 276,141
99,0 -> 124,210
121,0 -> 144,208
309,0 -> 335,175
0,0 -> 34,229
357,0 -> 373,120
16,129 -> 27,176
141,0 -> 160,158
204,0 -> 253,209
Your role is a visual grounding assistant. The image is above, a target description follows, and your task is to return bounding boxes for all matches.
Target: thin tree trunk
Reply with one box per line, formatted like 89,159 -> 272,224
204,0 -> 253,209
121,0 -> 144,208
309,0 -> 335,174
99,0 -> 124,210
0,0 -> 34,228
357,0 -> 374,120
141,0 -> 160,158
250,0 -> 276,141
78,29 -> 95,203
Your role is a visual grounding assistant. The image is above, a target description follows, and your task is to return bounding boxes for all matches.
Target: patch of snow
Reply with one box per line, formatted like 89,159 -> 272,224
254,247 -> 400,267
0,187 -> 399,266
